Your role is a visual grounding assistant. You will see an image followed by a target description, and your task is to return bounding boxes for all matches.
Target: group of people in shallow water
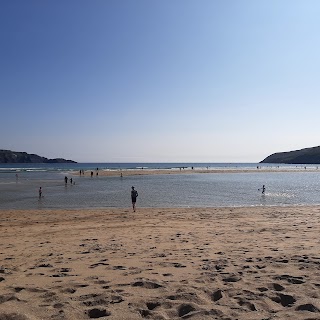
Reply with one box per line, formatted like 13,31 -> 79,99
64,176 -> 75,185
37,169 -> 266,208
79,168 -> 99,177
78,168 -> 138,211
38,174 -> 139,212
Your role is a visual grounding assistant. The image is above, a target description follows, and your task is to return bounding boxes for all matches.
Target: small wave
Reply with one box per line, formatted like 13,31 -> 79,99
266,192 -> 295,198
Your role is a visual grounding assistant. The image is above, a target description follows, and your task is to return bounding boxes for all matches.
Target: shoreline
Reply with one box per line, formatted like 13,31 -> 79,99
71,167 -> 320,177
1,206 -> 320,319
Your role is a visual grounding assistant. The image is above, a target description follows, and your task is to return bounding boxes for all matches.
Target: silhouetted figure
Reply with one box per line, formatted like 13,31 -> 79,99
258,185 -> 266,195
131,186 -> 138,212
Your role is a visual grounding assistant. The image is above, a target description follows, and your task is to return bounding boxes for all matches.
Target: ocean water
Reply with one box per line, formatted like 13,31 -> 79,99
0,163 -> 320,209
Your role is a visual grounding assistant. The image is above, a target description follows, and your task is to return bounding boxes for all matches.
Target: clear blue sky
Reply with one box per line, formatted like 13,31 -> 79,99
1,0 -> 320,162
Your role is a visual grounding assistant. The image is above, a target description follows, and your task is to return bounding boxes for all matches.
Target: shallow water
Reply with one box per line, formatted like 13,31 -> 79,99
1,165 -> 320,209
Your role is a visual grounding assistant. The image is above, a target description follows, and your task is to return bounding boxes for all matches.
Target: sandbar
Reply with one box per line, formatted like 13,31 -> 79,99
73,167 -> 320,177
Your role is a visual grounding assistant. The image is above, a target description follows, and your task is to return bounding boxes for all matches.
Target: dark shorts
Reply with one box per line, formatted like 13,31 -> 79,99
131,197 -> 137,203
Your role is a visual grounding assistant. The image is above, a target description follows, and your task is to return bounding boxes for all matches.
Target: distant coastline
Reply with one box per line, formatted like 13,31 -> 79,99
0,149 -> 76,164
260,146 -> 320,164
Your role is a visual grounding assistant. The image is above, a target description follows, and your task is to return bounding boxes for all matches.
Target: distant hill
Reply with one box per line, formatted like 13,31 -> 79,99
260,146 -> 320,164
0,150 -> 77,164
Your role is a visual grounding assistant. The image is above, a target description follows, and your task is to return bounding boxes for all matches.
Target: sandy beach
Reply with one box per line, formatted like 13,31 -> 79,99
73,167 -> 320,178
1,206 -> 320,319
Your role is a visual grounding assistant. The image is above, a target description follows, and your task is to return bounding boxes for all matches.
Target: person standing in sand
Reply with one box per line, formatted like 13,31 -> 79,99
131,186 -> 138,212
39,187 -> 42,199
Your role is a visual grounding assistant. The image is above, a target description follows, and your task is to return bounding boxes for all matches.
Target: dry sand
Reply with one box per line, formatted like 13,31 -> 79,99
1,206 -> 320,319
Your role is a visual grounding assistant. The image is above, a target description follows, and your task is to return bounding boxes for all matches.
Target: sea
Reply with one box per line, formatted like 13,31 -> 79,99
1,163 -> 320,209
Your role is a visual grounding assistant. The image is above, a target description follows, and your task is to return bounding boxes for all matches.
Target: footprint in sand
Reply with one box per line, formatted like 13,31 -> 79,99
296,303 -> 320,312
211,289 -> 223,302
131,280 -> 163,289
274,274 -> 305,284
0,313 -> 28,320
271,293 -> 296,307
86,308 -> 111,318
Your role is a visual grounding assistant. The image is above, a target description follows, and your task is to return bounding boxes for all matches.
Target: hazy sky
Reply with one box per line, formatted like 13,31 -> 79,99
1,1 -> 320,162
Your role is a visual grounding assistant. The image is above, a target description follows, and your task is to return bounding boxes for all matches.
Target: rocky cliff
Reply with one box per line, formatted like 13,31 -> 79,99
0,150 -> 76,163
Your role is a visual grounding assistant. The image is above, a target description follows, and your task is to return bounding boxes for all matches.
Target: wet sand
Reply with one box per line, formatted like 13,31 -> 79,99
74,167 -> 320,177
0,206 -> 320,319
